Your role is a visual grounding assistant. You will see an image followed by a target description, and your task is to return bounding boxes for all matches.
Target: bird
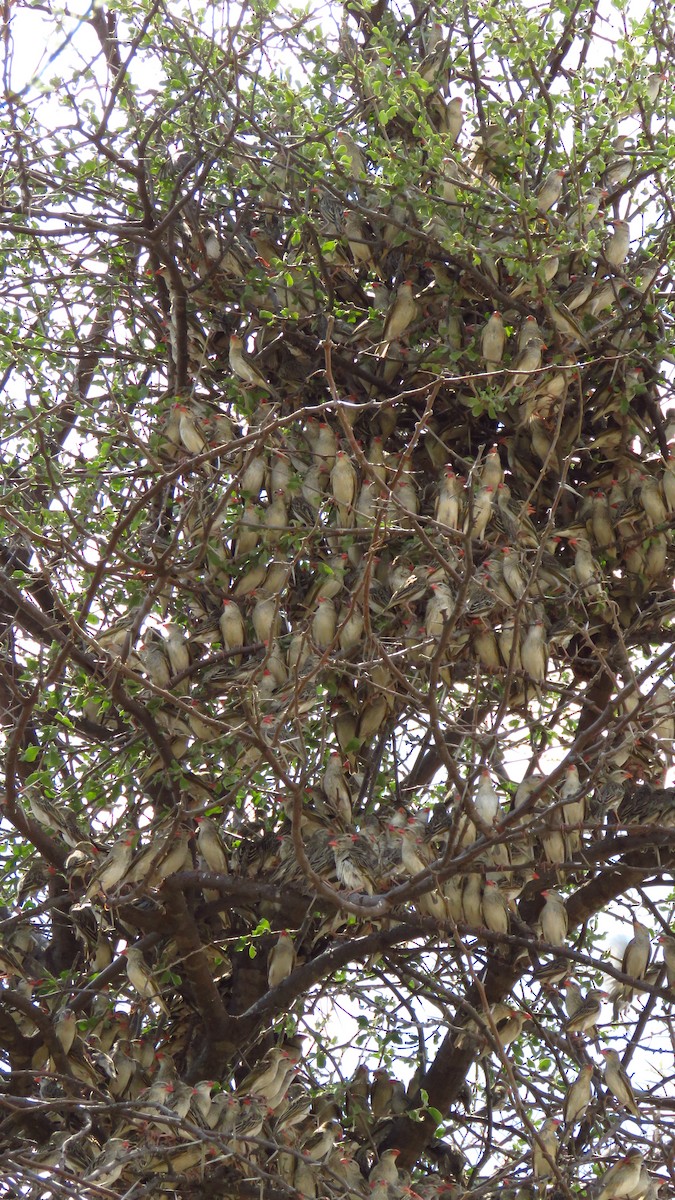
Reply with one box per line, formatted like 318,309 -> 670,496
539,890 -> 568,946
335,130 -> 366,178
571,536 -> 604,600
508,333 -> 546,390
301,1118 -> 341,1161
500,546 -> 527,599
534,168 -> 565,213
195,816 -> 229,873
560,274 -> 594,311
521,620 -> 547,683
376,282 -> 418,356
596,1152 -> 644,1200
474,769 -> 501,826
425,582 -> 455,637
311,596 -> 337,648
229,333 -> 272,391
251,592 -> 281,643
532,1116 -> 560,1177
237,1048 -> 288,1101
219,598 -> 246,665
489,1006 -> 531,1053
602,218 -> 630,268
322,753 -> 352,824
267,931 -> 296,988
481,311 -> 505,372
435,466 -> 463,529
85,834 -> 136,898
161,622 -> 190,682
174,404 -> 211,467
616,918 -> 652,1007
462,873 -> 483,927
465,484 -> 494,541
563,1063 -> 593,1125
369,1148 -> 401,1185
441,96 -> 463,143
517,315 -> 542,350
481,880 -> 510,934
331,450 -> 357,525
370,1067 -> 405,1118
139,634 -> 171,688
601,1048 -> 640,1117
54,1007 -> 78,1056
560,763 -> 585,856
563,988 -> 606,1036
343,208 -> 374,270
123,947 -> 171,1017
84,1138 -> 129,1186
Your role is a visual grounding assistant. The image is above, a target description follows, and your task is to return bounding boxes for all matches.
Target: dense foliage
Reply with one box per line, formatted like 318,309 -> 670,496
1,0 -> 675,1197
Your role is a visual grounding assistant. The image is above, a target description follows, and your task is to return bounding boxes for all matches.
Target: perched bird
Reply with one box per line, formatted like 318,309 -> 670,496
196,816 -> 228,873
219,598 -> 246,665
560,274 -> 594,311
481,311 -> 505,372
311,596 -> 337,648
442,97 -> 463,143
501,546 -> 527,599
85,834 -> 136,898
474,769 -> 501,826
370,1067 -> 406,1117
175,404 -> 210,465
435,466 -> 463,529
267,930 -> 296,988
229,333 -> 272,391
521,620 -> 547,682
331,450 -> 357,525
563,988 -> 606,1036
84,1139 -> 129,1186
425,582 -> 455,637
518,315 -> 542,350
563,978 -> 584,1019
322,753 -> 352,824
563,1063 -> 593,1125
501,337 -> 544,396
602,219 -> 630,268
465,484 -> 494,541
535,169 -> 565,213
344,209 -> 374,269
462,873 -> 483,927
335,130 -> 366,178
601,1048 -> 640,1117
481,880 -> 510,934
369,1148 -> 401,1185
596,1152 -> 644,1200
301,1118 -> 341,1161
532,1116 -> 560,1177
123,947 -> 171,1017
162,623 -> 190,682
560,763 -> 584,856
376,282 -> 418,356
237,1048 -> 288,1101
331,835 -> 374,894
490,1006 -> 531,1052
617,918 -> 652,1007
54,1007 -> 78,1056
139,634 -> 171,688
252,592 -> 281,643
539,890 -> 568,946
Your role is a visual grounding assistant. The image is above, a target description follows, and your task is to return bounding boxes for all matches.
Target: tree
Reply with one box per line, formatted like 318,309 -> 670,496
0,0 -> 674,1196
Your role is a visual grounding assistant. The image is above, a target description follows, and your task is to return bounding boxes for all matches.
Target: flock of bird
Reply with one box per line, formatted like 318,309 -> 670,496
3,8 -> 675,1200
